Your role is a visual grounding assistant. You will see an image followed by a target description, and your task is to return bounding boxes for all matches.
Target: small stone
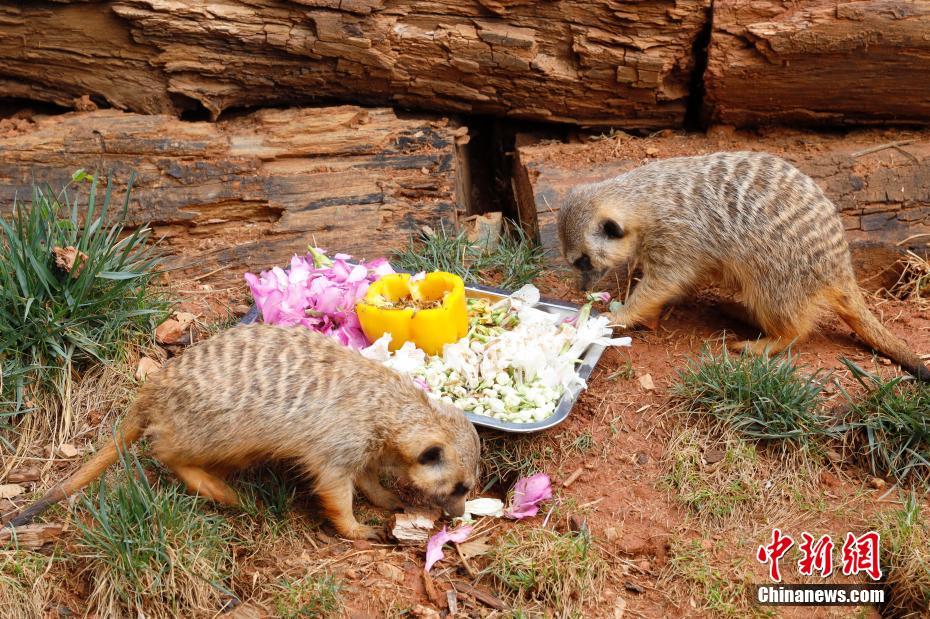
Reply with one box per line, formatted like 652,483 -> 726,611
880,357 -> 892,366
635,452 -> 649,465
605,526 -> 619,543
703,448 -> 726,465
638,373 -> 656,391
58,443 -> 79,458
637,560 -> 651,573
613,594 -> 627,619
869,477 -> 887,490
826,449 -> 843,463
644,146 -> 658,156
233,304 -> 252,316
155,311 -> 196,345
343,569 -> 359,580
376,563 -> 404,583
6,467 -> 40,483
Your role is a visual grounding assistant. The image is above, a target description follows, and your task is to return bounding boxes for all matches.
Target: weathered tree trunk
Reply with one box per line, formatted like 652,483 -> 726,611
0,106 -> 464,280
0,0 -> 710,128
705,0 -> 930,127
514,128 -> 930,286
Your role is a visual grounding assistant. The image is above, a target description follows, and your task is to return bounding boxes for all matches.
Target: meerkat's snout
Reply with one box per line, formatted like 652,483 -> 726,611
572,254 -> 605,291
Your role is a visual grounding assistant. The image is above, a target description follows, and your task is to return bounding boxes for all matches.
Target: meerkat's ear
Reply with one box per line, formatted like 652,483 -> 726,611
418,445 -> 444,465
601,219 -> 624,240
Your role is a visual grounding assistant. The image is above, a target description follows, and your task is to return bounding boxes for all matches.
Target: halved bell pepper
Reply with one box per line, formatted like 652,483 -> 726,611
356,272 -> 468,355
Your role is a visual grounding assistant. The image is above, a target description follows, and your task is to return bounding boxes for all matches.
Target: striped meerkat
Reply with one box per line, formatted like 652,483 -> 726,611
3,324 -> 481,539
558,151 -> 929,380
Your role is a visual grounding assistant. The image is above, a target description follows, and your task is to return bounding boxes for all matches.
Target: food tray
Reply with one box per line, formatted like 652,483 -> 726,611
240,281 -> 607,434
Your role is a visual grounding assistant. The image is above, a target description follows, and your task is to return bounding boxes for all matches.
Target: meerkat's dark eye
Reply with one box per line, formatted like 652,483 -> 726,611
602,219 -> 624,240
573,254 -> 592,271
418,445 -> 443,465
451,482 -> 469,497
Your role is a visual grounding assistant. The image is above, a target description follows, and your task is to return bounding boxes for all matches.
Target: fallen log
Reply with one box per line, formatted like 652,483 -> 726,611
0,523 -> 64,549
514,127 -> 930,288
705,0 -> 930,127
0,0 -> 710,128
0,106 -> 464,282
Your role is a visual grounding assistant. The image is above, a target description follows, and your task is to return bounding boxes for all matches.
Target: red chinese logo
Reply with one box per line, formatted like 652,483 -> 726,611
841,532 -> 882,581
757,528 -> 794,582
797,532 -> 834,577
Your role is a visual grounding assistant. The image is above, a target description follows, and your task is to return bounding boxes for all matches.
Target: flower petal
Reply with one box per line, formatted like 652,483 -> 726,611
505,473 -> 552,520
425,525 -> 473,572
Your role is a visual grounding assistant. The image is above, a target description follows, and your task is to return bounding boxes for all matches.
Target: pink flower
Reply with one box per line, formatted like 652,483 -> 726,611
424,525 -> 473,572
412,377 -> 431,392
586,291 -> 611,304
504,473 -> 553,520
244,247 -> 394,349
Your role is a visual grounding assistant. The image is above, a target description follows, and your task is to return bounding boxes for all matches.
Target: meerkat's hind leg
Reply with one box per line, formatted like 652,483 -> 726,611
168,463 -> 240,506
729,296 -> 820,357
355,465 -> 404,511
313,470 -> 382,540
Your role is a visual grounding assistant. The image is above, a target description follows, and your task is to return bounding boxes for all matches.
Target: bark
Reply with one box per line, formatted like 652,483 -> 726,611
705,0 -> 930,127
514,127 -> 930,288
0,106 -> 463,280
0,0 -> 710,128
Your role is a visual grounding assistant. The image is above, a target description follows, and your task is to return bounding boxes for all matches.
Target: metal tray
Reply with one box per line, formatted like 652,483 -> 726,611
240,281 -> 607,434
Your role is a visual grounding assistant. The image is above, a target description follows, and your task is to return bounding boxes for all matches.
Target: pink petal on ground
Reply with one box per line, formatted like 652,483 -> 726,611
334,253 -> 352,261
586,291 -> 611,303
504,473 -> 553,520
424,525 -> 473,572
366,257 -> 395,277
412,377 -> 431,392
347,263 -> 369,283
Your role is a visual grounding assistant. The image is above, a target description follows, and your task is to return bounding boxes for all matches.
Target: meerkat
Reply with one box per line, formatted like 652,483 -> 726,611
558,151 -> 930,380
2,324 -> 481,539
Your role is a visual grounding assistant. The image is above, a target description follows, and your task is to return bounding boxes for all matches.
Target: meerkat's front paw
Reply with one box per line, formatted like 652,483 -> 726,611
338,522 -> 385,541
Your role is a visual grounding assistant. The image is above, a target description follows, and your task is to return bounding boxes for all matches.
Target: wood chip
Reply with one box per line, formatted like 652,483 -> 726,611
638,373 -> 656,391
446,590 -> 458,615
0,523 -> 63,548
6,467 -> 40,483
135,356 -> 162,381
0,484 -> 24,499
703,448 -> 726,465
451,581 -> 508,611
392,510 -> 436,545
562,467 -> 584,488
52,245 -> 87,278
422,571 -> 446,609
58,443 -> 79,458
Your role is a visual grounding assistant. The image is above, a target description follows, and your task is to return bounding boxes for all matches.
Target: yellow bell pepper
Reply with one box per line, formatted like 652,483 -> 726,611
356,272 -> 468,356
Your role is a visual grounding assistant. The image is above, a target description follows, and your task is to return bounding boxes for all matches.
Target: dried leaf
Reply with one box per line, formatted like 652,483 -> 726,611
0,484 -> 24,499
456,536 -> 492,560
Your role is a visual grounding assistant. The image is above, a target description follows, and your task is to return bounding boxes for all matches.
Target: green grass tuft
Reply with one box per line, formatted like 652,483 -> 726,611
75,448 -> 236,617
664,539 -> 764,617
0,171 -> 168,431
877,493 -> 930,613
672,346 -> 834,446
392,221 -> 546,290
839,360 -> 930,484
272,573 -> 343,618
485,527 -> 606,618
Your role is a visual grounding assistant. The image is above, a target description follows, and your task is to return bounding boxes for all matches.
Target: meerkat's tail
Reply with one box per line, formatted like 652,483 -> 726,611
827,282 -> 930,382
1,412 -> 146,529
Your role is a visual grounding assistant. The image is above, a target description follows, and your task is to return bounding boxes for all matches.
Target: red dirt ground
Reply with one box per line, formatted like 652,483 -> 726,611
165,263 -> 928,618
